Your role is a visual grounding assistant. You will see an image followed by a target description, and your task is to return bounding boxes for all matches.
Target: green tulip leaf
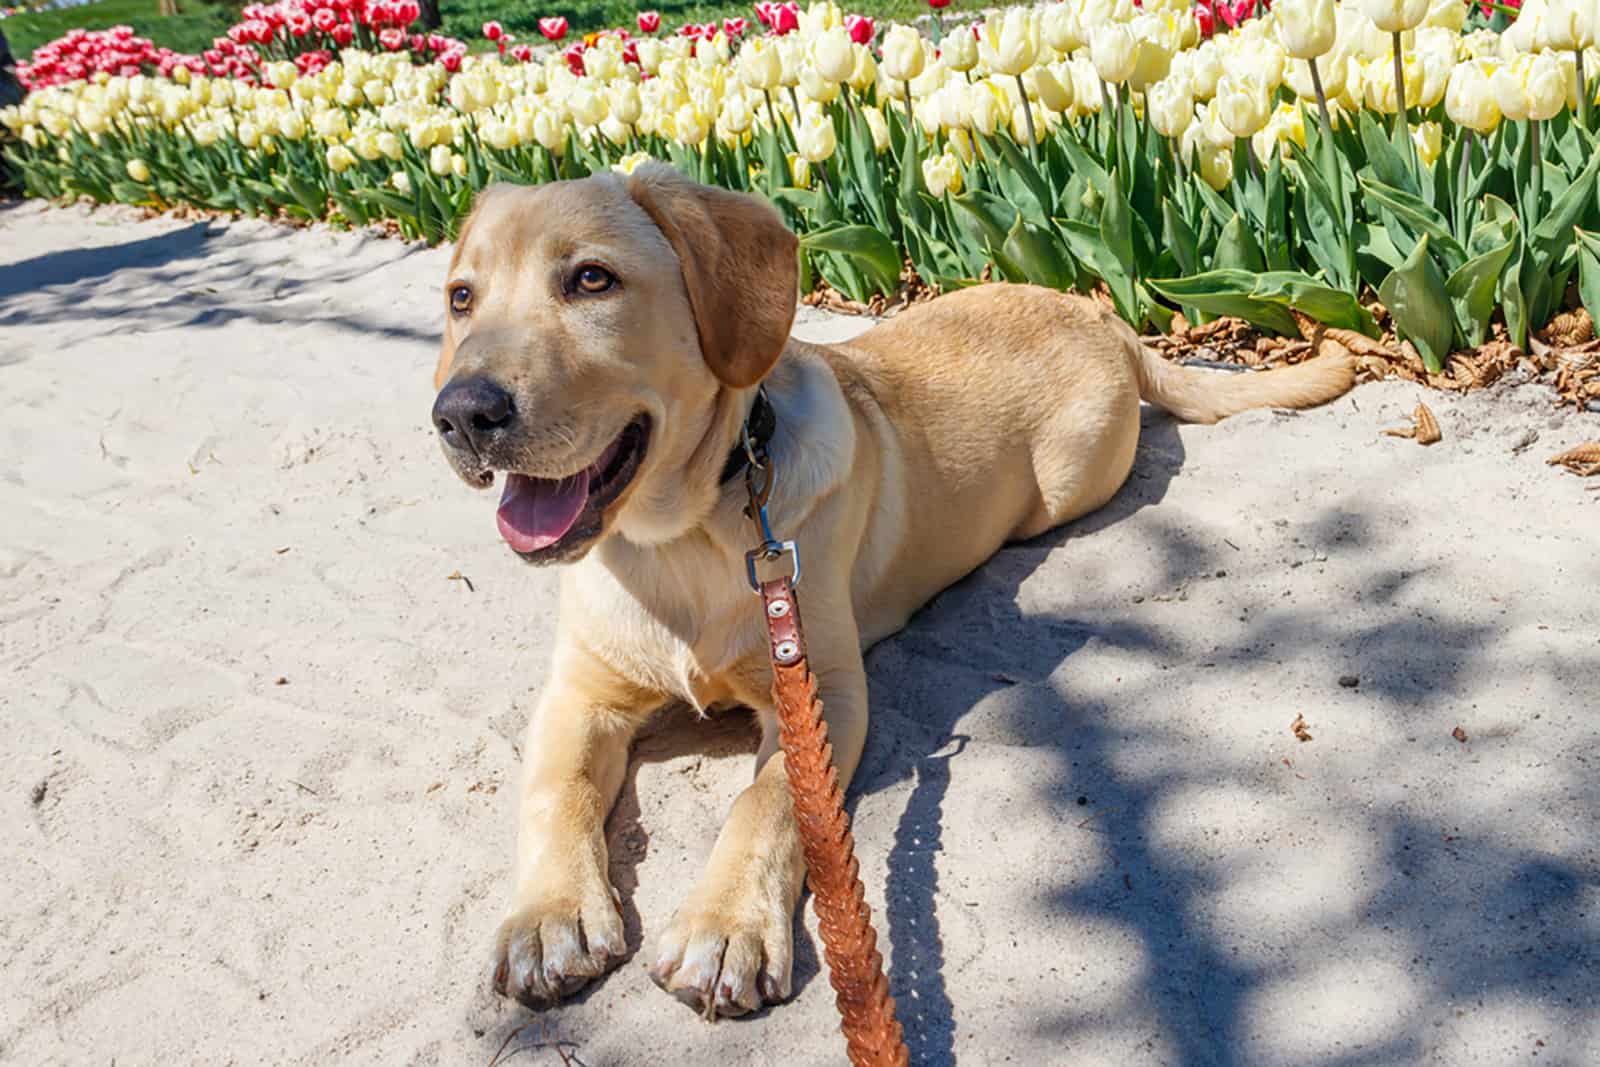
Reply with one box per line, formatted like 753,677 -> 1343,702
800,225 -> 902,293
1251,272 -> 1380,336
1444,236 -> 1516,348
1146,271 -> 1301,336
1378,235 -> 1455,374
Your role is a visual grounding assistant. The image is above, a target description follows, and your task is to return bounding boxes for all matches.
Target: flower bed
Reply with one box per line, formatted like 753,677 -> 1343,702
4,0 -> 1600,371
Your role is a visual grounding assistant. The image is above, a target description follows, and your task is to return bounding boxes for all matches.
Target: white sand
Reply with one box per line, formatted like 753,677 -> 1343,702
3,199 -> 1598,1066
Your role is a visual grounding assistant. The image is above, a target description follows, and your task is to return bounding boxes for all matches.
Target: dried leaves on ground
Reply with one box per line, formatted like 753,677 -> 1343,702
1547,442 -> 1600,476
1144,307 -> 1600,414
1383,402 -> 1443,445
1291,714 -> 1313,742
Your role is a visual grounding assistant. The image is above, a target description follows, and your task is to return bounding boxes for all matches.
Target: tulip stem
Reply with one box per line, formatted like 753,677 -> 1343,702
903,80 -> 915,140
1530,119 -> 1543,217
1014,74 -> 1039,160
1578,49 -> 1590,132
1390,30 -> 1410,171
1308,56 -> 1333,140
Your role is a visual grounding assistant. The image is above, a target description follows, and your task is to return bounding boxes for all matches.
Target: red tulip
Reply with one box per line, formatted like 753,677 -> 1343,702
845,13 -> 874,43
482,20 -> 504,40
927,0 -> 950,8
753,1 -> 774,26
1192,1 -> 1214,35
539,16 -> 569,40
771,1 -> 799,33
378,26 -> 406,48
510,42 -> 534,61
441,49 -> 463,71
563,41 -> 586,73
637,9 -> 660,32
330,21 -> 353,44
724,16 -> 747,35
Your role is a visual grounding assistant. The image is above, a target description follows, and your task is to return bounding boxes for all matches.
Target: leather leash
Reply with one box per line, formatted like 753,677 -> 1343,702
742,410 -> 909,1067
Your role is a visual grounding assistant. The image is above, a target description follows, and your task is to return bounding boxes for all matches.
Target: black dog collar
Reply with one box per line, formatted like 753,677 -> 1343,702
719,387 -> 776,485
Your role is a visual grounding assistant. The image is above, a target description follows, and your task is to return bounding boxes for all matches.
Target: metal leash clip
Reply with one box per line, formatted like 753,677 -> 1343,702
742,409 -> 800,593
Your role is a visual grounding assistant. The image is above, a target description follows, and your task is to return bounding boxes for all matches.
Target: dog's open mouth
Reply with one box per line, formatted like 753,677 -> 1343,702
494,415 -> 651,561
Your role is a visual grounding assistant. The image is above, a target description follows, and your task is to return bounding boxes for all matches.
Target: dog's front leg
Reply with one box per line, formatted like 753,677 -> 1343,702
493,642 -> 660,1006
650,625 -> 869,1018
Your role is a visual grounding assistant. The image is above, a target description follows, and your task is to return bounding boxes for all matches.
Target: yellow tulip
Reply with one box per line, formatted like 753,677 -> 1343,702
1275,0 -> 1336,59
921,150 -> 963,197
1216,72 -> 1272,136
796,109 -> 837,163
980,9 -> 1040,78
1196,140 -> 1233,189
327,144 -> 358,173
788,152 -> 812,189
738,38 -> 784,91
862,105 -> 891,152
1445,58 -> 1502,132
1359,0 -> 1429,34
880,25 -> 926,82
1028,64 -> 1075,112
126,158 -> 151,182
811,26 -> 855,84
1410,120 -> 1442,166
1091,25 -> 1138,85
943,28 -> 980,73
1147,76 -> 1195,138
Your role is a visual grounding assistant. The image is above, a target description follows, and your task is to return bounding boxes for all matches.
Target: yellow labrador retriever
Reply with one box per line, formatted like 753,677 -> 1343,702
431,163 -> 1354,1018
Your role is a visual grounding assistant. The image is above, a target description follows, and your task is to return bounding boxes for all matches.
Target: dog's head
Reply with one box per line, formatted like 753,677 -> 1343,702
431,164 -> 798,563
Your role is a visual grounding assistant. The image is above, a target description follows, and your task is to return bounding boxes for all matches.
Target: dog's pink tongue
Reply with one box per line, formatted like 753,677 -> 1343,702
496,471 -> 590,553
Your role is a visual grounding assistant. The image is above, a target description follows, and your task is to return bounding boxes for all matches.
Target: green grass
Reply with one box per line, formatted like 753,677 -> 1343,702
438,0 -> 984,47
4,0 -> 236,62
4,0 -> 988,68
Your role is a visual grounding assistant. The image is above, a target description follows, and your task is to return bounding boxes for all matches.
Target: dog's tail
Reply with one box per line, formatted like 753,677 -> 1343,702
1131,338 -> 1356,424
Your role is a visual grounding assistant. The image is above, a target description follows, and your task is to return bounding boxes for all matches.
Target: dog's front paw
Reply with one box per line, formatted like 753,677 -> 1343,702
649,897 -> 793,1019
492,889 -> 626,1006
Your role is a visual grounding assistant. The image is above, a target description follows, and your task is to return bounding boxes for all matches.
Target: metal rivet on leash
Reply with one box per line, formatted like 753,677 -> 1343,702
773,639 -> 800,664
767,599 -> 790,618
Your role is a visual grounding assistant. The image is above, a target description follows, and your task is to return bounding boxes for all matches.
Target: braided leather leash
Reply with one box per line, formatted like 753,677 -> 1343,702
743,428 -> 909,1067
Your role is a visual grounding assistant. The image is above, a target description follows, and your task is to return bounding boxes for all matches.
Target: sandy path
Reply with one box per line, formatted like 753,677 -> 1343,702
2,199 -> 1597,1067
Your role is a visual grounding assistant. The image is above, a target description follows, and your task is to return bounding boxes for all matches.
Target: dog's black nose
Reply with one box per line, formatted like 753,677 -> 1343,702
433,378 -> 516,456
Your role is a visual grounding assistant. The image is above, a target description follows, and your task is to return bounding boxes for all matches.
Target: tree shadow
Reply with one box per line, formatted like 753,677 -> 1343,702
855,409 -> 1191,1065
0,215 -> 440,344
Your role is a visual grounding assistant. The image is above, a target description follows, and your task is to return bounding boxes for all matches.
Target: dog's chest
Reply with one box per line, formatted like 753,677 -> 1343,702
570,562 -> 766,712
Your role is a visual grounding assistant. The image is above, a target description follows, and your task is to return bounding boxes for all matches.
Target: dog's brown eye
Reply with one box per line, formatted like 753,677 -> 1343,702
573,265 -> 615,294
448,284 -> 473,314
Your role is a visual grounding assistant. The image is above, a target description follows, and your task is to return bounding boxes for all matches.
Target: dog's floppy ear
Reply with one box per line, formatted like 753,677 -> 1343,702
434,183 -> 517,391
626,163 -> 798,388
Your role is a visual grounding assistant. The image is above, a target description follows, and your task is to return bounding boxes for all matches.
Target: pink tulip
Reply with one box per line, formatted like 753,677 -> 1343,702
510,42 -> 534,61
845,13 -> 874,43
637,9 -> 660,32
539,16 -> 568,40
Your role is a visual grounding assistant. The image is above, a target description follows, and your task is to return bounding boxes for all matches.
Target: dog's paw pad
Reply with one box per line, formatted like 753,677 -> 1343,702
492,897 -> 625,1006
649,913 -> 790,1019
